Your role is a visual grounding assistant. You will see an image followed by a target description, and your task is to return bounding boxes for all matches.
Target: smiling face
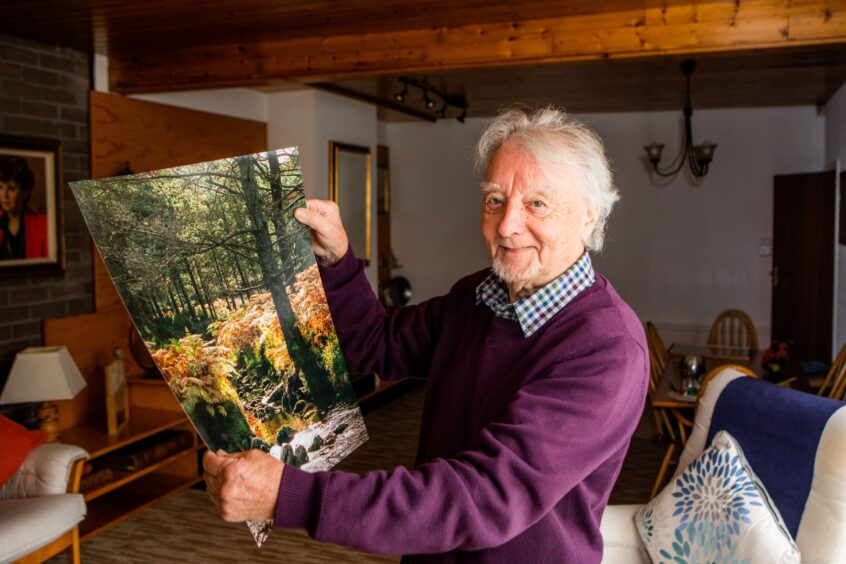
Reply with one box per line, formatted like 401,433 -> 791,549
481,140 -> 597,300
0,180 -> 27,216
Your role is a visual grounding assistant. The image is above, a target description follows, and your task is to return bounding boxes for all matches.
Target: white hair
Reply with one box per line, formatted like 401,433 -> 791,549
475,106 -> 619,252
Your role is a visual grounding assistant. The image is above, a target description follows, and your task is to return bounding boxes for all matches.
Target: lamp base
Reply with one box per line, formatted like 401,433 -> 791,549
37,401 -> 61,442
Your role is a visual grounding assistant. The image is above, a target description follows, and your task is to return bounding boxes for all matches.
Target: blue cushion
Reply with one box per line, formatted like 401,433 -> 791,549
706,378 -> 844,536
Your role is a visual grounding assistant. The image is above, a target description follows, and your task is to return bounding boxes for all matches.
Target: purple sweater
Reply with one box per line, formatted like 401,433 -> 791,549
275,249 -> 648,562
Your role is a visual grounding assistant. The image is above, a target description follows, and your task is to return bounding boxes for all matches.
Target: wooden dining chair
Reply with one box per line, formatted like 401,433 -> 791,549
817,344 -> 846,401
645,322 -> 668,379
649,363 -> 757,499
708,308 -> 759,350
644,322 -> 674,441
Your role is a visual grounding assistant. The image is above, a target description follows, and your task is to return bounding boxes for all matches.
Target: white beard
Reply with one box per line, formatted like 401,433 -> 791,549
491,255 -> 542,285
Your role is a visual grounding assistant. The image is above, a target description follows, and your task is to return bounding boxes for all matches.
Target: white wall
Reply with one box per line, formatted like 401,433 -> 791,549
267,90 -> 316,194
386,106 -> 826,344
385,119 -> 490,302
131,88 -> 269,123
826,82 -> 846,358
826,83 -> 846,167
267,90 -> 379,286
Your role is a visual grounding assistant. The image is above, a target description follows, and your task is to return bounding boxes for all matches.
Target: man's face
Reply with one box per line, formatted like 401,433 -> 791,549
481,141 -> 596,292
0,181 -> 27,215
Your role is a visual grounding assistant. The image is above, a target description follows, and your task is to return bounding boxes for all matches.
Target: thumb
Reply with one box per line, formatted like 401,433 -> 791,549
305,199 -> 338,217
295,205 -> 337,235
294,207 -> 309,223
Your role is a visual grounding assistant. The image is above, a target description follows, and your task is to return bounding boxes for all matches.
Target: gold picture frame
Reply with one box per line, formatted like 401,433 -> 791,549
329,141 -> 372,265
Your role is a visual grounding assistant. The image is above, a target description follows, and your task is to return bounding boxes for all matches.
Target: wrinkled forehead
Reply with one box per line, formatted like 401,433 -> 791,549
482,142 -> 585,199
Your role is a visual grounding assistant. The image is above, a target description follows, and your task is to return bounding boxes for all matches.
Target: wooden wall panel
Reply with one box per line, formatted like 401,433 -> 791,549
89,91 -> 267,179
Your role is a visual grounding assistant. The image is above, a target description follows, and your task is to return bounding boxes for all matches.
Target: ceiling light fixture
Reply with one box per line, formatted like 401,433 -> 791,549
644,60 -> 716,179
393,83 -> 408,103
392,77 -> 468,123
423,89 -> 436,109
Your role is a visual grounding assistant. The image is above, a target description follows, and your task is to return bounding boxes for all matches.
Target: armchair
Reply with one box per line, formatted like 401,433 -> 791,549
601,366 -> 846,562
0,443 -> 88,564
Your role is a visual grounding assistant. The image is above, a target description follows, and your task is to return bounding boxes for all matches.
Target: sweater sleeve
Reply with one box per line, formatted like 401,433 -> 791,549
318,246 -> 450,380
274,334 -> 648,554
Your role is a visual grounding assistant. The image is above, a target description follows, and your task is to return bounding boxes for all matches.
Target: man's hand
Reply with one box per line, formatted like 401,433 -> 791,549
293,199 -> 349,267
203,449 -> 284,522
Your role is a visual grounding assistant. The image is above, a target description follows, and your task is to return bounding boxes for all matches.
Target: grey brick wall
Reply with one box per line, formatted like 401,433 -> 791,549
0,33 -> 93,424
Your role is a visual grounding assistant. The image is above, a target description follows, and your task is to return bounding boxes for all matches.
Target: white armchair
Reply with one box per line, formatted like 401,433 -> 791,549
601,366 -> 846,562
0,443 -> 88,564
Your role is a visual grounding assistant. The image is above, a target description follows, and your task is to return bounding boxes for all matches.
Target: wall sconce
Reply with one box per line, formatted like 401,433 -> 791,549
644,60 -> 716,179
393,77 -> 468,123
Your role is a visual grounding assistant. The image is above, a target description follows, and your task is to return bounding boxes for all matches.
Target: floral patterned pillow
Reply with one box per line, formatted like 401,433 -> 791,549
636,431 -> 800,564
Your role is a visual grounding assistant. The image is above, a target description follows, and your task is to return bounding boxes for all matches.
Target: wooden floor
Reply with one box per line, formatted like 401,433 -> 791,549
47,385 -> 664,563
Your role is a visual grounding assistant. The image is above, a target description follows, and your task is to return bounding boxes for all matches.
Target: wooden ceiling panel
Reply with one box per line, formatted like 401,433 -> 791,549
325,46 -> 846,119
103,1 -> 846,94
1,1 -> 845,114
0,0 -> 640,54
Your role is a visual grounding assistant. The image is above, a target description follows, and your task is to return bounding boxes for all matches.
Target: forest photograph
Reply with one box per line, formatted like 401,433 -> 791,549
70,148 -> 368,474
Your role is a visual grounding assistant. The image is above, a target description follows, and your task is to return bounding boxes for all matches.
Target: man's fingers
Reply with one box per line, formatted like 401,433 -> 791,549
205,477 -> 221,506
203,450 -> 239,479
203,450 -> 226,475
304,198 -> 338,216
294,206 -> 336,235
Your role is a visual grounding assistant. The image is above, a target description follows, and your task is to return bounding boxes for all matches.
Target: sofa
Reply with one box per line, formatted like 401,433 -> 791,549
0,443 -> 88,564
600,366 -> 846,562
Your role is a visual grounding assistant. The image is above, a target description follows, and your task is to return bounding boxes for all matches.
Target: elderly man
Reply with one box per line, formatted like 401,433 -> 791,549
204,107 -> 648,562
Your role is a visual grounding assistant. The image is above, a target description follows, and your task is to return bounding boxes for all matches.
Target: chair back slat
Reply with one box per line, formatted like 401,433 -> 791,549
708,308 -> 759,350
819,344 -> 846,400
645,321 -> 667,392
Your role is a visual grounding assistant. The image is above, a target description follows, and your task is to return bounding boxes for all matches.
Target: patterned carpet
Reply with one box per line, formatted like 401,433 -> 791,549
48,384 -> 664,563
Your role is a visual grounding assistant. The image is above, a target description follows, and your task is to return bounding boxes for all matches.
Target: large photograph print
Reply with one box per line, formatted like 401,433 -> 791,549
70,148 -> 367,545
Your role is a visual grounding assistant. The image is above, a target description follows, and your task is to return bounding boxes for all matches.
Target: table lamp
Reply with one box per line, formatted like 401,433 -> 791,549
0,346 -> 87,442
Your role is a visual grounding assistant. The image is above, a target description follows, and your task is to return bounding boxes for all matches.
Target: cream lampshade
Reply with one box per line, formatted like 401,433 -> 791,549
1,346 -> 87,442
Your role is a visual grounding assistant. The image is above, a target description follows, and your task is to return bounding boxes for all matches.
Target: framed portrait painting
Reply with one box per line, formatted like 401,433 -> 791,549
0,135 -> 64,275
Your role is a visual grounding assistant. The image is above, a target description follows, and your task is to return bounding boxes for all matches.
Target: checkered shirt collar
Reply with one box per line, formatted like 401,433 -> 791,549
475,252 -> 595,337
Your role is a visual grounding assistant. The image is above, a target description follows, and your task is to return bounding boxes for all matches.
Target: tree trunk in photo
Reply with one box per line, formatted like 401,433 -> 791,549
212,249 -> 237,310
166,283 -> 181,317
234,258 -> 252,300
221,213 -> 254,300
267,150 -> 309,288
199,267 -> 218,319
267,150 -> 292,281
172,267 -> 197,322
238,156 -> 334,409
146,296 -> 163,321
184,258 -> 210,319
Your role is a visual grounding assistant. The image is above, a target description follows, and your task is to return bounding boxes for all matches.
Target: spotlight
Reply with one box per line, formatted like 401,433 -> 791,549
390,77 -> 469,122
394,83 -> 408,103
423,90 -> 436,109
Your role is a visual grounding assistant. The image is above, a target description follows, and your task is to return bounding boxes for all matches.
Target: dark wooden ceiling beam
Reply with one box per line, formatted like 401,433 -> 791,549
110,0 -> 846,94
